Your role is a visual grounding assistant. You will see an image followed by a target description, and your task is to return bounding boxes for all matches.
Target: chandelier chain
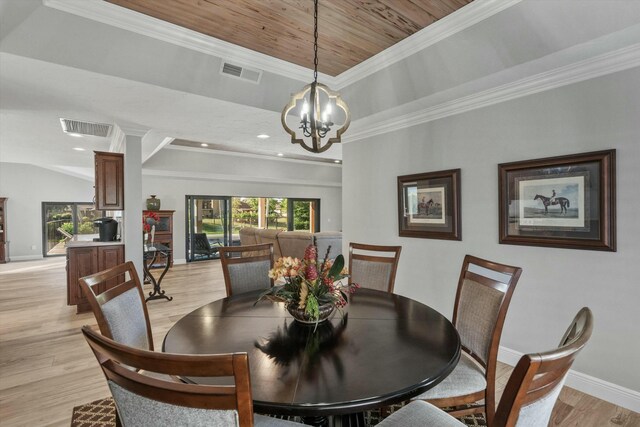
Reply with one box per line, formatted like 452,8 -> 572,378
313,0 -> 319,83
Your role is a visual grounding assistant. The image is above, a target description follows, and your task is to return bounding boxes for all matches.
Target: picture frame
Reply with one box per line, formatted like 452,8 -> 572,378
498,149 -> 615,251
398,168 -> 461,240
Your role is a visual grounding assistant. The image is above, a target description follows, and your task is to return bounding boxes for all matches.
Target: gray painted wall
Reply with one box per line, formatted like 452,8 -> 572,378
342,68 -> 640,392
0,162 -> 94,259
0,157 -> 342,262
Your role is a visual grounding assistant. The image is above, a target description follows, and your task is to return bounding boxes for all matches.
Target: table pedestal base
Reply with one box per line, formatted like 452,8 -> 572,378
300,412 -> 365,427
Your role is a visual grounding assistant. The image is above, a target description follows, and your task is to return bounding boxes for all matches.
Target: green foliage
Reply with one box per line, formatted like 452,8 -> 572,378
327,255 -> 344,279
293,202 -> 310,231
60,222 -> 74,235
305,293 -> 319,319
77,222 -> 95,234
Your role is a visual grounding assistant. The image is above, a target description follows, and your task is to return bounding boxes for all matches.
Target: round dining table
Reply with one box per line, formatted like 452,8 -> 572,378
163,288 -> 460,425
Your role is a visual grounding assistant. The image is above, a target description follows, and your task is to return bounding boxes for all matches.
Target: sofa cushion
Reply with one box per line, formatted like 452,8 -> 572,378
278,231 -> 313,259
255,228 -> 282,258
313,232 -> 342,260
239,227 -> 258,246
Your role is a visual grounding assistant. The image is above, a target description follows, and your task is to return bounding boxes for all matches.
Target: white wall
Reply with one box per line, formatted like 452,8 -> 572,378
0,154 -> 342,262
142,175 -> 342,264
342,68 -> 640,394
0,162 -> 94,260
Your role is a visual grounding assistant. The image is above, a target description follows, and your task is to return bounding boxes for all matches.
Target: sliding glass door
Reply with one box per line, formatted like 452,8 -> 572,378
186,196 -> 231,261
186,195 -> 320,262
42,202 -> 103,256
288,199 -> 320,232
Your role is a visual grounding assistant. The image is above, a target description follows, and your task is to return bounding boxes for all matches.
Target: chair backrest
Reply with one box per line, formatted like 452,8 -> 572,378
82,326 -> 256,427
494,307 -> 593,427
348,242 -> 402,293
452,254 -> 522,423
219,243 -> 274,297
278,231 -> 313,259
313,231 -> 342,260
79,261 -> 154,351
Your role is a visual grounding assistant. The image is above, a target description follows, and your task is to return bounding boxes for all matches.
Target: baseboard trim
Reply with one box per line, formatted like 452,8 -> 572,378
7,255 -> 44,261
173,258 -> 187,265
498,346 -> 640,412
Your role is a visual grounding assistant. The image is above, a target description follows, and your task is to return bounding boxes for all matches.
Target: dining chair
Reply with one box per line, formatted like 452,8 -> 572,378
413,254 -> 522,425
82,326 -> 302,427
379,307 -> 593,426
219,243 -> 274,297
348,242 -> 402,293
79,261 -> 153,350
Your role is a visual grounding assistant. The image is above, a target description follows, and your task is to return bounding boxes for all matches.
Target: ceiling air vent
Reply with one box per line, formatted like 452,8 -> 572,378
220,61 -> 262,84
60,118 -> 112,137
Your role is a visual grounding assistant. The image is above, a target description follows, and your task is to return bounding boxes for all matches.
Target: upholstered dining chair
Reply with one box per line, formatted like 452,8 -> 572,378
219,243 -> 274,297
379,307 -> 593,427
79,261 -> 153,351
413,254 -> 522,425
348,242 -> 402,293
82,326 -> 302,427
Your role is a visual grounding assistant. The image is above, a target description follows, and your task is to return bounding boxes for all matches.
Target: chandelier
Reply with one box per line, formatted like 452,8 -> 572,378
281,0 -> 350,153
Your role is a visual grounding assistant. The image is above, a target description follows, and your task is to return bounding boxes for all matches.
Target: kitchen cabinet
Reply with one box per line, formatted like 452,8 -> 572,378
67,242 -> 124,313
95,151 -> 124,210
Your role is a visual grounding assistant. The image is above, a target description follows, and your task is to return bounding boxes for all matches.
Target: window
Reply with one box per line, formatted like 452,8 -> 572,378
42,202 -> 105,257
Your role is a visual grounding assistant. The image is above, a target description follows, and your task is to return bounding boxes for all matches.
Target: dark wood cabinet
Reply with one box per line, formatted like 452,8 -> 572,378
95,151 -> 124,210
67,243 -> 124,313
0,197 -> 6,263
146,210 -> 174,266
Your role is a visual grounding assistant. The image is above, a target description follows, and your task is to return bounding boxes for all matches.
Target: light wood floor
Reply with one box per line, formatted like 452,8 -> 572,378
0,258 -> 637,426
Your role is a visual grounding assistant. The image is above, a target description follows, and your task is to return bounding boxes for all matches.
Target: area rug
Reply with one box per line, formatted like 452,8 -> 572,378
71,398 -> 487,426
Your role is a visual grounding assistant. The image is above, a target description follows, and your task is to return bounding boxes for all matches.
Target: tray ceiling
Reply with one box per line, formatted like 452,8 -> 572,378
104,0 -> 472,76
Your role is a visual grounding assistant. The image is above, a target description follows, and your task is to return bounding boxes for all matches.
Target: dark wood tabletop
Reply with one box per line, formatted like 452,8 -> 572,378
162,288 -> 460,418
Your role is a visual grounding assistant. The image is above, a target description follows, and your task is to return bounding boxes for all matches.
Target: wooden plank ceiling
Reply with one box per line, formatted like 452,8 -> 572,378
104,0 -> 472,76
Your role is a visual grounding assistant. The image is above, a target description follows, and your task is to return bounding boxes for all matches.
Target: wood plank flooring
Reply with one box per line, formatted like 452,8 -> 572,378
0,258 -> 637,426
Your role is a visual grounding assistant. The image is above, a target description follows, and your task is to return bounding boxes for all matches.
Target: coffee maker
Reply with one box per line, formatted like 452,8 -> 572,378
93,217 -> 119,242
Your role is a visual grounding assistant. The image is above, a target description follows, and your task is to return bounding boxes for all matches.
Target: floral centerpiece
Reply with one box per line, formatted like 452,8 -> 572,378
257,244 -> 359,324
143,211 -> 160,243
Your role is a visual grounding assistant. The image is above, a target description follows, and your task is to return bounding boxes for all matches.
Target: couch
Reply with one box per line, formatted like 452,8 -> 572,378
239,227 -> 342,260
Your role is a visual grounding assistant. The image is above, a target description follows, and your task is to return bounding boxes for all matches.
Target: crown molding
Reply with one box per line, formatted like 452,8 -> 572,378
333,0 -> 523,89
42,0 -> 521,88
167,145 -> 342,168
43,0 -> 325,84
142,168 -> 341,188
345,43 -> 640,143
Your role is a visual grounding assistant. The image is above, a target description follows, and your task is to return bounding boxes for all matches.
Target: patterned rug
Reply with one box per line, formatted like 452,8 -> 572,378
71,398 -> 487,426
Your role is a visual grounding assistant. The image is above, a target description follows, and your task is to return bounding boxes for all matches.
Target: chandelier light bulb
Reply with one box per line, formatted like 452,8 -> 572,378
280,0 -> 350,153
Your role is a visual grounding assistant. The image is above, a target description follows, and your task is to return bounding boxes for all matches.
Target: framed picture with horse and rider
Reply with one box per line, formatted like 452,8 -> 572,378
397,168 -> 461,240
499,149 -> 616,251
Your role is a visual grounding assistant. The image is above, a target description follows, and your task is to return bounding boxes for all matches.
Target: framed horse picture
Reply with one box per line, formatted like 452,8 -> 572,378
397,168 -> 461,240
498,149 -> 616,251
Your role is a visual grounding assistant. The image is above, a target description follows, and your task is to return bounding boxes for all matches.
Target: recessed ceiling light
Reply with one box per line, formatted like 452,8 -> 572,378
72,147 -> 86,151
200,143 -> 209,147
277,153 -> 284,157
257,134 -> 270,139
68,132 -> 83,138
334,160 -> 341,163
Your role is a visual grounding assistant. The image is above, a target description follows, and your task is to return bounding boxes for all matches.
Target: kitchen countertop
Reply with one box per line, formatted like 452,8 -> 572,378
66,238 -> 123,248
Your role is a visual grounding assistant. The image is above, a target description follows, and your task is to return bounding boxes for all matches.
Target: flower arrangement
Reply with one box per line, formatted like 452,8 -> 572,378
257,244 -> 359,322
143,211 -> 160,233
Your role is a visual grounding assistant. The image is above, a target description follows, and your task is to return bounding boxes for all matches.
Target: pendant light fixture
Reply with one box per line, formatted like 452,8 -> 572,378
281,0 -> 350,153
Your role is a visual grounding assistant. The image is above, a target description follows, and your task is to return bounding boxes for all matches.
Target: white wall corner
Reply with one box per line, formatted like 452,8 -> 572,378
498,346 -> 640,413
173,258 -> 187,265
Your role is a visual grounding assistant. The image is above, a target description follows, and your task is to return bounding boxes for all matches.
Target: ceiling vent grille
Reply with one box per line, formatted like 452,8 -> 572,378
60,118 -> 112,137
220,62 -> 262,84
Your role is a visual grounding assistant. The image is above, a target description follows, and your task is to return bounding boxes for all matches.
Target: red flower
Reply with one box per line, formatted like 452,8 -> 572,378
304,244 -> 317,262
305,264 -> 318,281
